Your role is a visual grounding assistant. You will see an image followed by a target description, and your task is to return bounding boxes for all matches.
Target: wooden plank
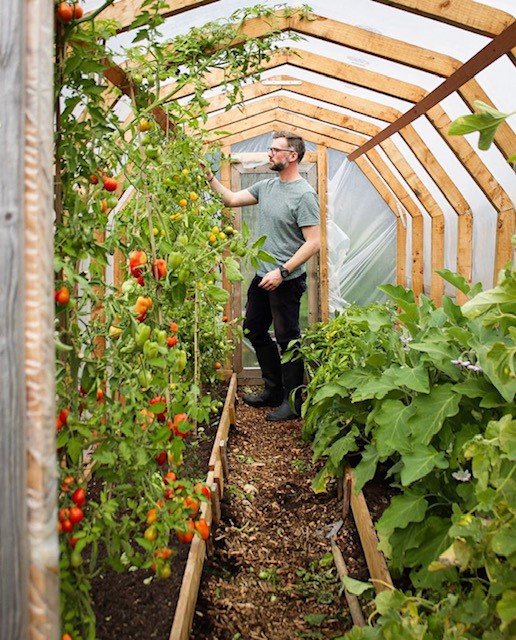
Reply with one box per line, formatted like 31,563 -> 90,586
346,470 -> 394,593
24,0 -> 59,637
208,373 -> 237,470
494,208 -> 516,284
214,460 -> 224,499
1,0 -> 29,634
457,213 -> 474,304
220,150 -> 232,326
317,146 -> 329,323
168,500 -> 212,640
331,540 -> 366,627
96,0 -> 217,34
371,0 -> 516,38
396,217 -> 408,287
347,20 -> 516,162
210,481 -> 221,525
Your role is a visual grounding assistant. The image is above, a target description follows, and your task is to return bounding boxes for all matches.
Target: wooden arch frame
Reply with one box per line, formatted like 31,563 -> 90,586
204,113 -> 425,304
197,74 -> 475,297
156,46 -> 514,280
202,97 -> 450,301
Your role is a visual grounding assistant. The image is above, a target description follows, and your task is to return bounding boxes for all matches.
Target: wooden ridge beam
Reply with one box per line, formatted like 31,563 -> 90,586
348,21 -> 516,162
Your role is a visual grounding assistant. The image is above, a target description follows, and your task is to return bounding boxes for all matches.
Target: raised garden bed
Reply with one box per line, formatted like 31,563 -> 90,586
90,375 -> 237,640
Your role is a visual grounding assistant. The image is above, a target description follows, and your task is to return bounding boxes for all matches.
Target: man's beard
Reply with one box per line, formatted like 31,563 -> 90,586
270,159 -> 288,172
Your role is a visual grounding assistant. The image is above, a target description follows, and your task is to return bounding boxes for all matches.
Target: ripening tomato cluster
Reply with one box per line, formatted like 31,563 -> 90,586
57,484 -> 86,544
127,249 -> 168,289
56,1 -> 83,24
143,473 -> 212,579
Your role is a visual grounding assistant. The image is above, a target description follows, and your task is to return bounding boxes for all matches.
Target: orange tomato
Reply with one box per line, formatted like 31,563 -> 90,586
195,518 -> 210,541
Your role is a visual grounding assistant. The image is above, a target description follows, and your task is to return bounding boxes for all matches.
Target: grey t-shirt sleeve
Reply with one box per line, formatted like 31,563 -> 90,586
247,180 -> 264,201
296,190 -> 320,227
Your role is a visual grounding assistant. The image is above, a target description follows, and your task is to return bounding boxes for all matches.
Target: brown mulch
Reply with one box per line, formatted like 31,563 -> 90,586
191,394 -> 375,640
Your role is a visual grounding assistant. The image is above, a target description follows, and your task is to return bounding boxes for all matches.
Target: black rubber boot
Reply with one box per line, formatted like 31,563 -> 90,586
242,344 -> 284,408
266,359 -> 304,421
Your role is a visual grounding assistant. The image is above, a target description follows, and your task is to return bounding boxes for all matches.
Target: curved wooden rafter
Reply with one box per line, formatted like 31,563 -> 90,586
209,120 -> 410,290
203,102 -> 445,300
206,109 -> 427,296
157,47 -> 511,216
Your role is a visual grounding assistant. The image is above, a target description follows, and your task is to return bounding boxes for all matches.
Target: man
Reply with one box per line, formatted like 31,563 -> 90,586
205,132 -> 320,420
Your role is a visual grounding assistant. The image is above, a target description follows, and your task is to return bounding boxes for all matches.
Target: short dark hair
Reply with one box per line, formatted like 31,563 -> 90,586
273,131 -> 305,162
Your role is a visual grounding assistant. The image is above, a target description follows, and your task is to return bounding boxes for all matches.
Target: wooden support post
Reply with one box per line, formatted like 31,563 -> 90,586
214,460 -> 224,499
345,469 -> 393,593
457,213 -> 473,305
396,217 -> 407,287
24,0 -> 60,636
317,145 -> 329,322
494,209 -> 515,284
210,482 -> 221,525
342,475 -> 352,521
219,440 -> 229,480
331,540 -> 366,627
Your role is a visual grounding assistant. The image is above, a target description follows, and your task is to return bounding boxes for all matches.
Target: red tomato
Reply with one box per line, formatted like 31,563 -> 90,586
169,321 -> 179,333
102,176 -> 118,192
58,508 -> 70,522
61,519 -> 74,533
184,496 -> 200,516
176,519 -> 195,544
152,259 -> 167,279
155,451 -> 167,466
163,471 -> 177,485
71,487 -> 86,507
194,483 -> 211,500
69,507 -> 84,525
72,2 -> 83,19
54,286 -> 70,306
56,2 -> 73,23
89,174 -> 99,184
167,335 -> 178,348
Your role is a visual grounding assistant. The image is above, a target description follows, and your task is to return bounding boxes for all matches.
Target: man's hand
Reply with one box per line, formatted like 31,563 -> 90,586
258,268 -> 283,291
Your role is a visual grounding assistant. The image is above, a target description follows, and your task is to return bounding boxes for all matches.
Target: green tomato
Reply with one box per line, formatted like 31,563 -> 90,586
174,349 -> 187,372
138,370 -> 153,389
177,234 -> 189,247
143,340 -> 159,359
70,550 -> 82,568
168,252 -> 183,270
135,323 -> 152,348
155,329 -> 167,346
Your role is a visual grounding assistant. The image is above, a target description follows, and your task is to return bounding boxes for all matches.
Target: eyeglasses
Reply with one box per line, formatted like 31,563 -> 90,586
267,146 -> 295,155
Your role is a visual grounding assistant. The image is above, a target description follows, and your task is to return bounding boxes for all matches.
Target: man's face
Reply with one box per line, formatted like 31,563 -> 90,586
268,138 -> 296,171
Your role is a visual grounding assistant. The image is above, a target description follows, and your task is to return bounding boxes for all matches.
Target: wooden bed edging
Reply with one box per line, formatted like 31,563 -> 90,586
169,373 -> 237,640
343,467 -> 393,593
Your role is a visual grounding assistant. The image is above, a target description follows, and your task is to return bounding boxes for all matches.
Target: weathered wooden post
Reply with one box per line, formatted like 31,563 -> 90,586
1,0 -> 59,637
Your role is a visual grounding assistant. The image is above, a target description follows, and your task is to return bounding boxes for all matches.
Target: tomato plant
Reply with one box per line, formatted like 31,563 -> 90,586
53,1 -> 305,636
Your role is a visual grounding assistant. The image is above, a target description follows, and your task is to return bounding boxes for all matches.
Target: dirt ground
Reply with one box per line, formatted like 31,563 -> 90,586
190,395 -> 376,640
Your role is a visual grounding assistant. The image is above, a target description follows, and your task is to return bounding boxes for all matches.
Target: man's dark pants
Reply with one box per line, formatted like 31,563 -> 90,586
243,273 -> 307,355
242,274 -> 306,413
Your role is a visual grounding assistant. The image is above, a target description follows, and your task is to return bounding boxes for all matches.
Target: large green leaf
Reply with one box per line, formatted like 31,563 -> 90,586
462,277 -> 516,319
476,342 -> 516,402
405,515 -> 451,569
373,399 -> 414,457
389,363 -> 430,394
408,384 -> 461,445
499,414 -> 516,460
409,331 -> 461,379
497,589 -> 516,631
400,444 -> 449,485
436,269 -> 472,295
328,425 -> 360,467
353,444 -> 379,493
376,492 -> 429,558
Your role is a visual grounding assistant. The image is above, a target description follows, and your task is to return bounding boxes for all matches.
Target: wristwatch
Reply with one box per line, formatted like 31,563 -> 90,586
279,265 -> 290,279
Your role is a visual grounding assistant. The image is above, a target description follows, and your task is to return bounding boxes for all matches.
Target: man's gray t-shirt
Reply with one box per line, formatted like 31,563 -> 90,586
247,177 -> 319,280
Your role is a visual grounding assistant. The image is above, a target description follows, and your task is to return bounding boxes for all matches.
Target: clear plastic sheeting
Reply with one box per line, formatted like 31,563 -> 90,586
328,150 -> 396,308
